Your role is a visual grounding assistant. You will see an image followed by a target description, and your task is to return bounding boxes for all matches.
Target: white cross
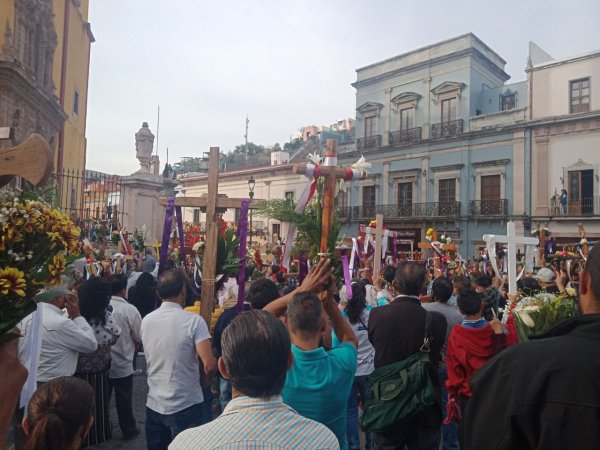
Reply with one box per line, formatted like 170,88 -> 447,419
483,222 -> 539,295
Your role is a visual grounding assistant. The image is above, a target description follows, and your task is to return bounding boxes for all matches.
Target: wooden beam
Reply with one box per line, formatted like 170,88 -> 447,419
159,196 -> 265,209
200,147 -> 220,325
373,214 -> 384,278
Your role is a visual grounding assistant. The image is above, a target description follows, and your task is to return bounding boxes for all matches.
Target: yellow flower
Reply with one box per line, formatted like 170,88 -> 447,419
47,254 -> 66,286
0,267 -> 27,297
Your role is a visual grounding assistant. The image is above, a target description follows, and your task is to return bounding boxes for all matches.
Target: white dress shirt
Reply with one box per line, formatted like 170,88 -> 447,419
109,296 -> 142,379
24,303 -> 98,382
141,302 -> 211,414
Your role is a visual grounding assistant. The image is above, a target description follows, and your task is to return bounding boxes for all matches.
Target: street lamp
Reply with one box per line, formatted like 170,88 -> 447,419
248,176 -> 255,247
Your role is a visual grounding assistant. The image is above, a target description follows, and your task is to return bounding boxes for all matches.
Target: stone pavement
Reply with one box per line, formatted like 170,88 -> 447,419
91,355 -> 148,450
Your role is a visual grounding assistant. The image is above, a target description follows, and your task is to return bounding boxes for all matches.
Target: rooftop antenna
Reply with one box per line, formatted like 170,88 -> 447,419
155,105 -> 160,156
244,115 -> 249,167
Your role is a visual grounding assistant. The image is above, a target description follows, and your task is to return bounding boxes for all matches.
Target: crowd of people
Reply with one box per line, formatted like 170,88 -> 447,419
1,244 -> 600,450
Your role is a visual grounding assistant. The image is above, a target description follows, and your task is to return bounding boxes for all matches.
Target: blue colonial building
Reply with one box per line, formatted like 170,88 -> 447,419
337,33 -> 530,259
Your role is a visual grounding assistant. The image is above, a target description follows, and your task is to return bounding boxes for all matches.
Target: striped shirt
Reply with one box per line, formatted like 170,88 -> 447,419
169,396 -> 339,450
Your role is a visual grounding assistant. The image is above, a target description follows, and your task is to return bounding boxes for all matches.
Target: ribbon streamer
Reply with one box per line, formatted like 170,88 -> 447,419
342,251 -> 352,301
159,198 -> 175,274
236,199 -> 250,312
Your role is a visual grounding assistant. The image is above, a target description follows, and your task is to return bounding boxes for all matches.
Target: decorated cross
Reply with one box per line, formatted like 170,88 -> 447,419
292,139 -> 367,257
158,147 -> 263,324
483,222 -> 539,295
418,229 -> 457,275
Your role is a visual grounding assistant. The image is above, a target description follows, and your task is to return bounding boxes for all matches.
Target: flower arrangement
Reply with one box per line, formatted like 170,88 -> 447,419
131,225 -> 147,251
0,196 -> 81,341
510,294 -> 574,342
425,228 -> 452,244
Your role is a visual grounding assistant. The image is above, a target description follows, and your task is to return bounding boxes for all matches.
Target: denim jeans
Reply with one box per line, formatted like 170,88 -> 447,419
145,403 -> 204,450
347,375 -> 372,450
438,365 -> 459,450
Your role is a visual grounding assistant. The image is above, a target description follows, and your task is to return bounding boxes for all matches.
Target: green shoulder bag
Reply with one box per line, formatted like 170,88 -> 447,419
361,311 -> 437,433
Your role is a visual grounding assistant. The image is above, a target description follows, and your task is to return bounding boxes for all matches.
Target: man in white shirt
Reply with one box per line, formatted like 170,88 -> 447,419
19,288 -> 98,383
141,269 -> 217,450
109,275 -> 142,439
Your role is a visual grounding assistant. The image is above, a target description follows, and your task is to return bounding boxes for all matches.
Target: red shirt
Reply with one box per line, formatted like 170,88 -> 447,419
446,323 -> 508,397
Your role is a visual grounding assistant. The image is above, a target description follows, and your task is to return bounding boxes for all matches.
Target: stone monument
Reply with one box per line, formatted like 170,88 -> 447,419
120,122 -> 165,244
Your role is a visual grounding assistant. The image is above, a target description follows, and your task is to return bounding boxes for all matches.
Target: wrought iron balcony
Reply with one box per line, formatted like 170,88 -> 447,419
549,196 -> 600,216
431,119 -> 464,139
357,135 -> 382,151
389,127 -> 422,145
470,199 -> 509,216
349,202 -> 461,221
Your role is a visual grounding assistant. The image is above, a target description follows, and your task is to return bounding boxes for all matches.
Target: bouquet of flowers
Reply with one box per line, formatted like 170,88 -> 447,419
0,196 -> 81,341
511,293 -> 575,342
132,225 -> 147,251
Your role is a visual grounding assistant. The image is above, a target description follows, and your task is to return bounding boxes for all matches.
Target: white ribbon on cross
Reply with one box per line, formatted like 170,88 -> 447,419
483,222 -> 539,294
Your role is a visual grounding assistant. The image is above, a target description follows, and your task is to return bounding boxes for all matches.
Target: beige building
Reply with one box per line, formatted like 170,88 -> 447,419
529,43 -> 600,241
178,164 -> 308,244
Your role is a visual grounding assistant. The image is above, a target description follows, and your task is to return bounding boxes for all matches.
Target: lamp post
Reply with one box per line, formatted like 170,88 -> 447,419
248,175 -> 255,247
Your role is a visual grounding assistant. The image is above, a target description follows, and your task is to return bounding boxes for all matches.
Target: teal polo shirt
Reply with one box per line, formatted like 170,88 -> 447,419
282,342 -> 357,450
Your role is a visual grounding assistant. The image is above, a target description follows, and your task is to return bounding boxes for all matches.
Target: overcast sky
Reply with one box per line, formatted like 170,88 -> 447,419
85,0 -> 600,174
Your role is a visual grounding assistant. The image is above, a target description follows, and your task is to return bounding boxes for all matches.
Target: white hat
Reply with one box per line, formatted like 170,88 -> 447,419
535,268 -> 555,283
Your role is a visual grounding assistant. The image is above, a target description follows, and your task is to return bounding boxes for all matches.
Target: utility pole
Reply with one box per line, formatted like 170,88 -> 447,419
155,105 -> 160,156
244,115 -> 249,168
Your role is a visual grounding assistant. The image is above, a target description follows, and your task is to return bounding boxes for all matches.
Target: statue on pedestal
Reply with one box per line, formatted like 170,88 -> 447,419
135,122 -> 155,173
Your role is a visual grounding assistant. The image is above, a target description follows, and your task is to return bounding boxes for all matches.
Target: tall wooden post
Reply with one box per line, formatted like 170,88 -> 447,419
373,213 -> 384,278
320,141 -> 338,255
200,147 -> 220,325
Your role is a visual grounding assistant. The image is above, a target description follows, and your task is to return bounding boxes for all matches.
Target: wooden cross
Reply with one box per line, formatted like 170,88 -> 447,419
483,222 -> 538,295
418,231 -> 457,274
0,133 -> 53,188
158,147 -> 263,325
292,139 -> 365,257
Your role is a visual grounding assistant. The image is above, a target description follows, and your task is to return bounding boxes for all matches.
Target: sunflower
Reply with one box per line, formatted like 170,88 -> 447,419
0,267 -> 27,297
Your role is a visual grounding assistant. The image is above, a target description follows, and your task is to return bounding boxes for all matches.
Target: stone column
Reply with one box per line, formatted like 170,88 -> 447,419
120,173 -> 165,244
512,131 -> 526,215
534,128 -> 550,215
383,162 -> 390,205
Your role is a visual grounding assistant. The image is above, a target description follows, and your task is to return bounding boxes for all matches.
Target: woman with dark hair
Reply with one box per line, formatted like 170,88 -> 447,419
335,282 -> 376,450
23,376 -> 94,450
129,272 -> 159,318
75,277 -> 121,447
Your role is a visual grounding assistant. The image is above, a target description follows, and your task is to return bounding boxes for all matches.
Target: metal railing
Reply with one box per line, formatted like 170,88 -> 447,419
431,119 -> 464,139
549,196 -> 600,216
389,127 -> 422,145
345,201 -> 461,221
357,135 -> 382,151
48,170 -> 124,239
470,199 -> 509,216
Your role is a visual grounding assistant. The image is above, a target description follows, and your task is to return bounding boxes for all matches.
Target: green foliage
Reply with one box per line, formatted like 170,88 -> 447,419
255,181 -> 341,259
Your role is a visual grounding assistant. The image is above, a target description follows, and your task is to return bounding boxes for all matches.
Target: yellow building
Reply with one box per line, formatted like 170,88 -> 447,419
0,0 -> 93,175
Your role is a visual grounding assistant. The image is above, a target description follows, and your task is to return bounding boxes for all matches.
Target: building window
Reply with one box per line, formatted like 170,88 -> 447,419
399,108 -> 414,130
438,178 -> 456,203
397,182 -> 412,207
441,98 -> 456,123
193,209 -> 201,224
73,90 -> 80,115
362,185 -> 376,207
337,190 -> 347,209
364,116 -> 376,138
272,223 -> 281,239
234,208 -> 241,223
481,175 -> 501,214
570,78 -> 590,113
568,169 -> 594,214
500,93 -> 516,111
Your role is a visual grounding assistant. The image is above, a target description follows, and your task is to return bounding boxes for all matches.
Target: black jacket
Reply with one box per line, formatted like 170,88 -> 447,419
462,314 -> 600,450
